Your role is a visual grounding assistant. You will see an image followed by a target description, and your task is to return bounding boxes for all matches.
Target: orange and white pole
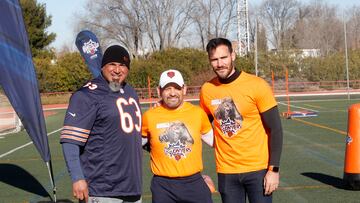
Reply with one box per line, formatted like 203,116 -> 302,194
271,70 -> 275,96
147,75 -> 152,108
343,103 -> 360,190
285,68 -> 290,115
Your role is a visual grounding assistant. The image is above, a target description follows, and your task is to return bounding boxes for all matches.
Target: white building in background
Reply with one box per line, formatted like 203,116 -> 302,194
298,49 -> 321,58
271,48 -> 321,58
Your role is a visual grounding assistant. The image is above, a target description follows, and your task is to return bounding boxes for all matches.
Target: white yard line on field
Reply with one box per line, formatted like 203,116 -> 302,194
278,102 -> 319,112
0,128 -> 62,159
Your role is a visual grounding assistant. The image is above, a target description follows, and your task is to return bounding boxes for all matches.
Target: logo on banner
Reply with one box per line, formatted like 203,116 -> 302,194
82,39 -> 99,59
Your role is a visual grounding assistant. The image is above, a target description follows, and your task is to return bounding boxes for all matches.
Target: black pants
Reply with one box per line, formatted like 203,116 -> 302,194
218,170 -> 272,203
151,172 -> 213,203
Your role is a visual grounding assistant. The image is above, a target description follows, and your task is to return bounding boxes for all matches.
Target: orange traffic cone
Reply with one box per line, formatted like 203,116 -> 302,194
344,103 -> 360,190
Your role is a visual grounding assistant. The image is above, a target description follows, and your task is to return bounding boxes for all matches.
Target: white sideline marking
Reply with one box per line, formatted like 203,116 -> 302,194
0,128 -> 62,159
278,102 -> 318,112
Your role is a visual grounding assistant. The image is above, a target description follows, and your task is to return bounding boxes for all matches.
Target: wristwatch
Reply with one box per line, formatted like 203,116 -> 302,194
268,165 -> 280,172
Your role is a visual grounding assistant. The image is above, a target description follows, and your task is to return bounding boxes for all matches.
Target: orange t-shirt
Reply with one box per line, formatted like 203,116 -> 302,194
200,72 -> 277,173
142,102 -> 212,177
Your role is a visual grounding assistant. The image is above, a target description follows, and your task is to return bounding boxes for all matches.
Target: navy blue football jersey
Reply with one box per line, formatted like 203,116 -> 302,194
60,75 -> 142,196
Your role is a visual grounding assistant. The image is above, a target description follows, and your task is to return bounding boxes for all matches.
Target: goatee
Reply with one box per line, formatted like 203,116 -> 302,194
109,81 -> 122,92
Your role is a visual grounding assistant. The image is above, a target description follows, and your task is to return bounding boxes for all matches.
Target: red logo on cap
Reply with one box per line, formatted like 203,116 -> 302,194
167,71 -> 175,78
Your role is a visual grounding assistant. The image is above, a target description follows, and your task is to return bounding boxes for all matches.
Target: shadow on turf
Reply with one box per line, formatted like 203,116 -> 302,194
302,172 -> 345,189
0,164 -> 51,198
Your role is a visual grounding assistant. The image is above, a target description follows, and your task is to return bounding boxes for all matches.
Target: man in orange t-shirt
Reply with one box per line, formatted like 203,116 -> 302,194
200,38 -> 283,203
142,69 -> 214,203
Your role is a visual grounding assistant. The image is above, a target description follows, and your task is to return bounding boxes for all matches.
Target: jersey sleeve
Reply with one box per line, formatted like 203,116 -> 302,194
60,91 -> 97,146
255,78 -> 277,113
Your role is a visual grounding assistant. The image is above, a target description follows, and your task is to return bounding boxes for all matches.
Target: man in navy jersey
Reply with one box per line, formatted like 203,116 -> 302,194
60,45 -> 142,203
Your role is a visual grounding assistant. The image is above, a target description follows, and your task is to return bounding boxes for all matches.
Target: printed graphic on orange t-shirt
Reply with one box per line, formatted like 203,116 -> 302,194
213,97 -> 243,137
141,102 -> 212,177
159,121 -> 194,161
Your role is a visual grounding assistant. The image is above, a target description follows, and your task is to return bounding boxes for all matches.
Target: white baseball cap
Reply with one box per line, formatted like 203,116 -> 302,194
159,69 -> 184,88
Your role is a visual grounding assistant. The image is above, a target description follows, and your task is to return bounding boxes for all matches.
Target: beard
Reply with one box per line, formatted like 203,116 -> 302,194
214,64 -> 235,79
109,81 -> 122,92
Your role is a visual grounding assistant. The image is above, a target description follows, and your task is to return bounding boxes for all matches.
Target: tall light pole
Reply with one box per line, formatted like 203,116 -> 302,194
237,0 -> 250,57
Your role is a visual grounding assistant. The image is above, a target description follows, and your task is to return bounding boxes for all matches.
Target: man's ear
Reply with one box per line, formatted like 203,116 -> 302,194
231,51 -> 236,62
183,85 -> 187,95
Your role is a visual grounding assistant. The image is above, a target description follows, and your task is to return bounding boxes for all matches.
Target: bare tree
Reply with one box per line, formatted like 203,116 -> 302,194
190,0 -> 237,50
248,4 -> 257,50
347,6 -> 360,50
140,0 -> 195,51
257,23 -> 268,52
75,0 -> 145,57
260,0 -> 299,50
107,0 -> 144,56
76,0 -> 195,55
290,0 -> 343,55
248,4 -> 269,52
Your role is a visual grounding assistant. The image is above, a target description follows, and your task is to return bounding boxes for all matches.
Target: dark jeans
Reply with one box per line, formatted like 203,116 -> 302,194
151,172 -> 213,203
218,170 -> 272,203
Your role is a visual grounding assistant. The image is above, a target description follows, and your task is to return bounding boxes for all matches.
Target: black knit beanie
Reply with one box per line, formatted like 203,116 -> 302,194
101,45 -> 130,69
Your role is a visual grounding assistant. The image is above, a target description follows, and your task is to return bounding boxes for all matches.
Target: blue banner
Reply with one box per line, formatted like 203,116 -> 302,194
0,0 -> 50,162
75,30 -> 103,77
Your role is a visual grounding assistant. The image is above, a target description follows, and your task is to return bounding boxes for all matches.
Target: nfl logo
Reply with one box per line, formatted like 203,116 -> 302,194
82,39 -> 99,56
